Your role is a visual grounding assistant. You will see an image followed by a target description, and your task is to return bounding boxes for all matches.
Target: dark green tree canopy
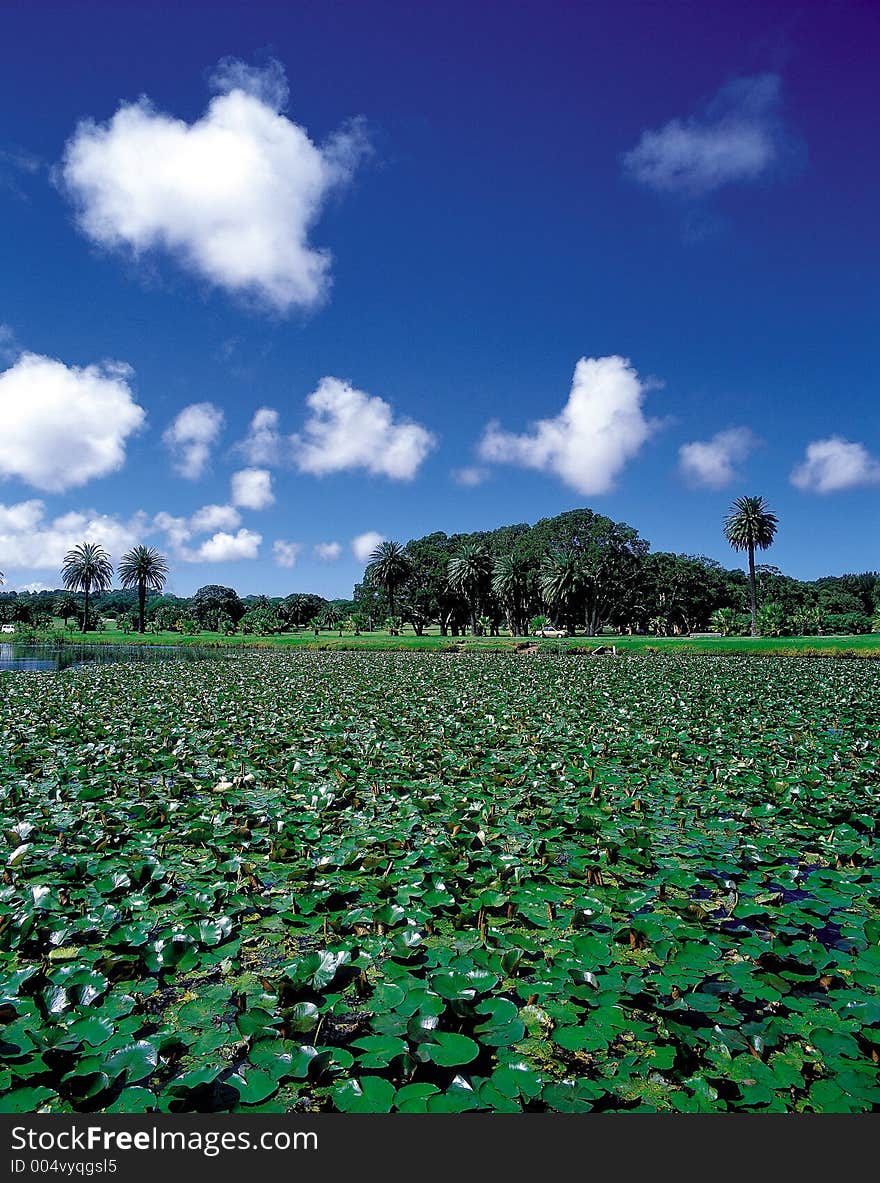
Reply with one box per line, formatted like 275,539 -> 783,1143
191,584 -> 245,627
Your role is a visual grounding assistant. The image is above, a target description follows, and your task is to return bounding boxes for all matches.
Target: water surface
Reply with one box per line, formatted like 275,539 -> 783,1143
0,643 -> 230,673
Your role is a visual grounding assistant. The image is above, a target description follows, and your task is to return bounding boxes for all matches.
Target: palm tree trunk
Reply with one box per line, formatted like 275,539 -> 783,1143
748,543 -> 757,636
83,583 -> 90,634
138,580 -> 146,634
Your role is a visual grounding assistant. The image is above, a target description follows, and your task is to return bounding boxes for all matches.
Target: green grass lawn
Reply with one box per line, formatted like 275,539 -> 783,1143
45,625 -> 880,657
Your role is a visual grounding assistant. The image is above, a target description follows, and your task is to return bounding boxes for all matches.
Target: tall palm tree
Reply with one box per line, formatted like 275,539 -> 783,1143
492,553 -> 531,636
538,549 -> 585,636
118,546 -> 169,634
61,542 -> 114,633
448,541 -> 492,633
366,540 -> 412,618
723,495 -> 779,637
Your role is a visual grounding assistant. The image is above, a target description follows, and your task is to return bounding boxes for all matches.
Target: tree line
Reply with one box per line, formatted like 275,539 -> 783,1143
1,497 -> 877,638
355,498 -> 877,638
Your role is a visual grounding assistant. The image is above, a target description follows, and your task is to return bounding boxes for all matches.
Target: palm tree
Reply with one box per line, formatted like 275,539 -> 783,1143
723,496 -> 779,637
54,593 -> 79,629
366,541 -> 412,619
710,607 -> 737,637
538,549 -> 585,636
491,553 -> 531,636
118,546 -> 169,634
61,542 -> 114,633
448,542 -> 492,634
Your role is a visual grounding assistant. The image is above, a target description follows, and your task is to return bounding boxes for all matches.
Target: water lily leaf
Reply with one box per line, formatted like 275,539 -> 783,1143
334,1076 -> 396,1113
228,1069 -> 279,1105
426,1032 -> 481,1067
103,1040 -> 158,1084
105,1087 -> 157,1113
0,1086 -> 57,1113
351,1035 -> 408,1068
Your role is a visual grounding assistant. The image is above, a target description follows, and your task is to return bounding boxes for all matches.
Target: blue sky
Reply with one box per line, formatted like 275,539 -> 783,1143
0,0 -> 877,597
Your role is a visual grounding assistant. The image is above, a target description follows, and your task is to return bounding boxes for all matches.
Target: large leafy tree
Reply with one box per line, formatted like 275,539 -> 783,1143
527,510 -> 649,635
118,546 -> 169,634
61,542 -> 113,633
281,593 -> 328,630
635,552 -> 729,636
724,495 -> 779,637
448,541 -> 493,633
191,585 -> 244,630
366,541 -> 412,619
398,533 -> 469,635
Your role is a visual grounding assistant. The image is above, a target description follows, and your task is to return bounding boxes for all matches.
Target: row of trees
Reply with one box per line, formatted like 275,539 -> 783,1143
358,499 -> 877,638
1,497 -> 877,639
0,572 -> 344,638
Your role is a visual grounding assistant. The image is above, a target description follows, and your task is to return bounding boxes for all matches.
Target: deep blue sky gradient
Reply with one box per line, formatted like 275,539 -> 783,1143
0,0 -> 877,596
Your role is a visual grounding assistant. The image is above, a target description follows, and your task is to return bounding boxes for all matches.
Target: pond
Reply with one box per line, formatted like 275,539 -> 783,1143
0,643 -> 232,673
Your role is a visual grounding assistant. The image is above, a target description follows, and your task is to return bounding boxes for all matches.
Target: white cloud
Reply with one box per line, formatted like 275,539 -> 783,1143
623,74 -> 787,197
152,511 -> 192,555
0,352 -> 144,492
16,581 -> 52,593
352,531 -> 384,562
292,377 -> 436,480
273,539 -> 302,568
231,467 -> 274,509
163,402 -> 224,479
192,528 -> 261,562
478,355 -> 658,495
189,503 -> 241,533
678,427 -> 758,489
314,541 -> 342,562
0,499 -> 147,569
791,437 -> 880,494
452,465 -> 489,487
61,59 -> 369,312
153,504 -> 252,562
237,407 -> 283,465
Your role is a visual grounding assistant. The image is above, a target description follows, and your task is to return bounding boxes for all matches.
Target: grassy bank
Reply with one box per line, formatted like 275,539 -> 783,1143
40,627 -> 880,657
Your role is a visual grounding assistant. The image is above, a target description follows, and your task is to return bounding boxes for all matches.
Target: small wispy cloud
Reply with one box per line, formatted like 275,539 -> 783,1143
0,324 -> 19,364
352,531 -> 384,562
163,402 -> 225,480
791,437 -> 880,494
679,426 -> 759,489
452,465 -> 489,488
0,146 -> 42,201
622,73 -> 797,200
273,539 -> 302,568
314,541 -> 342,561
230,467 -> 274,510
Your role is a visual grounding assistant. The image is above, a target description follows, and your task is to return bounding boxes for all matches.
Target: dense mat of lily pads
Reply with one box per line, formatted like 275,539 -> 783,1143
1,652 -> 879,1113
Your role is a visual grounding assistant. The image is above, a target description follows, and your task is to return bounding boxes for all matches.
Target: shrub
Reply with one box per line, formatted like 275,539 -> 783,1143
238,608 -> 283,636
824,612 -> 873,636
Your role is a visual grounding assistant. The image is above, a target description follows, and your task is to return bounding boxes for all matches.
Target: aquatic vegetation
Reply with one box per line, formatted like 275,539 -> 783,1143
1,652 -> 878,1113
